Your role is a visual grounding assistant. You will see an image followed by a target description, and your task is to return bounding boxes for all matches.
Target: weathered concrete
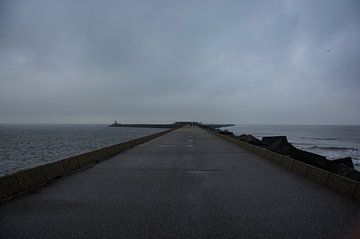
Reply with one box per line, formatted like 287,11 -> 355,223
307,165 -> 331,186
41,161 -> 66,180
61,156 -> 81,174
292,160 -> 310,177
0,174 -> 21,200
211,130 -> 360,201
281,156 -> 295,170
270,152 -> 284,164
0,127 -> 359,239
0,128 -> 174,203
16,166 -> 46,190
327,174 -> 358,198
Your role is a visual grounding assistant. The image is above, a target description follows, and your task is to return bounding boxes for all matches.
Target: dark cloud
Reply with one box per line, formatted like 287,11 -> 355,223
0,0 -> 360,124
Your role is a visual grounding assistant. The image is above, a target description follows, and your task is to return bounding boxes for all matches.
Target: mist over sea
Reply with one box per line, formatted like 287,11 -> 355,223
224,125 -> 360,171
0,124 -> 165,176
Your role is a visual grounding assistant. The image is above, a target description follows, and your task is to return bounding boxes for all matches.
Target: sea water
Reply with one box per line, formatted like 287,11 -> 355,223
0,124 -> 165,176
223,125 -> 360,171
1,124 -> 359,176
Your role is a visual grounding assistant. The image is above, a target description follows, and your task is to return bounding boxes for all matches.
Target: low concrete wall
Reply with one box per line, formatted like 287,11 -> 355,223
292,160 -> 309,177
251,146 -> 267,157
17,166 -> 47,191
307,165 -> 330,186
280,156 -> 295,171
207,129 -> 360,202
326,173 -> 358,198
0,128 -> 175,203
270,152 -> 284,164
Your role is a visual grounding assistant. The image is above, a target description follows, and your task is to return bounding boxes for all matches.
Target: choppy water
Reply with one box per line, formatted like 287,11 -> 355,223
0,124 -> 165,176
223,125 -> 360,170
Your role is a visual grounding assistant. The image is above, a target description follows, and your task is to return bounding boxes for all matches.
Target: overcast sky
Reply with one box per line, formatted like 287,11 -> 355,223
0,0 -> 359,124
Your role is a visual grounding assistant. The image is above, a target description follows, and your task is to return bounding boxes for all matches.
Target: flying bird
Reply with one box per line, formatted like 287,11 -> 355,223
326,49 -> 331,52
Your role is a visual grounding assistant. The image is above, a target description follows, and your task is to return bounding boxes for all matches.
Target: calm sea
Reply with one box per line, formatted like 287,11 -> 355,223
223,125 -> 360,171
2,124 -> 359,176
0,124 -> 165,176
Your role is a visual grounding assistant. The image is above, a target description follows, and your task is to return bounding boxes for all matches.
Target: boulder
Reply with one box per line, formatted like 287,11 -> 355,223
262,136 -> 291,153
252,135 -> 359,182
323,157 -> 360,181
262,136 -> 327,167
220,130 -> 234,136
349,170 -> 360,181
325,157 -> 354,171
236,134 -> 264,146
261,136 -> 359,181
214,128 -> 234,136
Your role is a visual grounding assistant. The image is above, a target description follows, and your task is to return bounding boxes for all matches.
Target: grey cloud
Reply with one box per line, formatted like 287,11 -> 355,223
0,0 -> 359,124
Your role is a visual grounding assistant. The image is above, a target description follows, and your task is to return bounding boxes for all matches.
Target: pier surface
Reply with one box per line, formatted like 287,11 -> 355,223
0,127 -> 359,238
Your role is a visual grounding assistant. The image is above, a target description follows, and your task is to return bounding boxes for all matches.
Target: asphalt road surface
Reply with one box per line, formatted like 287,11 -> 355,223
1,127 -> 359,238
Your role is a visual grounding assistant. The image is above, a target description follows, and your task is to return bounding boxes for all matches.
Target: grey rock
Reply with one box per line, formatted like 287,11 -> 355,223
236,134 -> 264,146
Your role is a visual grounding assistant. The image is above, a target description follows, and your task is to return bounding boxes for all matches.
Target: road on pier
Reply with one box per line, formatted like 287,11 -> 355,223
0,127 -> 359,238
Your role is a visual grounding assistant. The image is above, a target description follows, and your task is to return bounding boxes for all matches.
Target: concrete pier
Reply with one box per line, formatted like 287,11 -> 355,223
0,127 -> 359,238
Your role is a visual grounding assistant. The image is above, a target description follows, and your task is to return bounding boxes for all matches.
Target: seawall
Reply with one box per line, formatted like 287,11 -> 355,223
207,128 -> 360,202
0,128 -> 176,203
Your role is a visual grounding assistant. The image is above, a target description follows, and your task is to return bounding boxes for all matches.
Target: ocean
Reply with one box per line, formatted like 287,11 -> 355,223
0,124 -> 165,176
1,124 -> 360,176
223,125 -> 360,171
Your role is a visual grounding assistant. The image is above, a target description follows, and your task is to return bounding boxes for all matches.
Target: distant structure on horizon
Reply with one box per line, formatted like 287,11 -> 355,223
109,121 -> 234,129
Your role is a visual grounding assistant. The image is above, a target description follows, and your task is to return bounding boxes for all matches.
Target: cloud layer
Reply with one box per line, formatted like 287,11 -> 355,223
1,0 -> 359,124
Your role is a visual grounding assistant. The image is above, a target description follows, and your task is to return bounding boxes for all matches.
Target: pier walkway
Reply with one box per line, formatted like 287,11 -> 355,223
0,127 -> 359,238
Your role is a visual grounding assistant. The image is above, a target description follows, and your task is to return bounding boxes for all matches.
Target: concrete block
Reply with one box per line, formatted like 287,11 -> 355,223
138,137 -> 148,144
105,146 -> 119,157
234,140 -> 242,148
233,139 -> 242,147
270,152 -> 283,164
222,135 -> 251,151
102,148 -> 112,158
250,145 -> 258,153
258,148 -> 267,157
250,145 -> 258,154
246,144 -> 254,152
326,173 -> 358,199
230,138 -> 239,144
62,156 -> 80,174
281,156 -> 295,170
353,185 -> 360,201
252,146 -> 266,157
228,137 -> 238,146
110,144 -> 121,153
307,165 -> 330,186
0,174 -> 22,200
123,141 -> 137,150
129,138 -> 142,146
264,150 -> 273,160
292,160 -> 310,177
237,141 -> 248,150
94,149 -> 106,158
77,153 -> 95,167
110,144 -> 126,155
98,149 -> 110,160
16,166 -> 47,190
141,136 -> 151,143
41,161 -> 66,180
115,143 -> 128,152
